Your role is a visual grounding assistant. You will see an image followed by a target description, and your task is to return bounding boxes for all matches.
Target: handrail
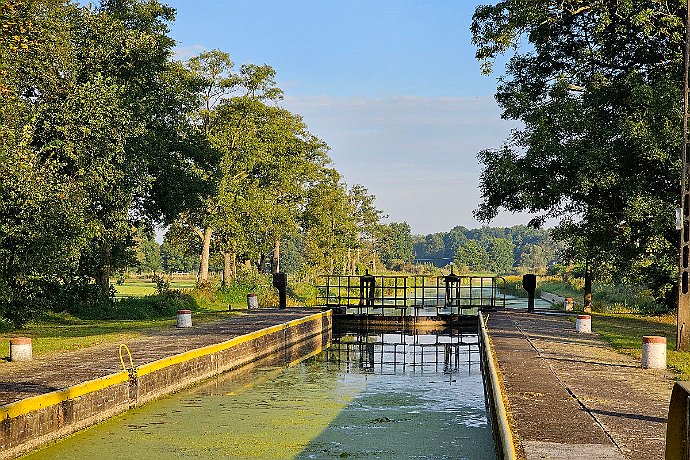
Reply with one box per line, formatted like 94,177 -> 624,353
315,274 -> 505,312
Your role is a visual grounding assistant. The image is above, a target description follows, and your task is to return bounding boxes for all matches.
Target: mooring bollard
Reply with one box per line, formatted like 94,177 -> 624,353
641,336 -> 666,369
564,297 -> 574,311
247,293 -> 258,309
576,315 -> 591,333
10,337 -> 32,361
522,274 -> 537,313
176,309 -> 192,328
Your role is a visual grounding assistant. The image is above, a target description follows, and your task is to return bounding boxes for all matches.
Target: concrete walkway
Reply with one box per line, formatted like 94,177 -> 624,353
487,310 -> 675,460
0,309 -> 322,406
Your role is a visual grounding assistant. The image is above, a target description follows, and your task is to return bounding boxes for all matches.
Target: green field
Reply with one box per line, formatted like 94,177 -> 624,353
113,280 -> 197,298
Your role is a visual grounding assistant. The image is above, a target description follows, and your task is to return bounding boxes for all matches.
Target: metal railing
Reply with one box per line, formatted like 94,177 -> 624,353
315,272 -> 506,315
321,330 -> 480,375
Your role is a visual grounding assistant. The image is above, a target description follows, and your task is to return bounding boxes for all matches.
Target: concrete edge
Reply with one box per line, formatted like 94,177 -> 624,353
480,313 -> 519,460
0,310 -> 332,459
0,371 -> 130,421
136,311 -> 327,377
1,311 -> 329,421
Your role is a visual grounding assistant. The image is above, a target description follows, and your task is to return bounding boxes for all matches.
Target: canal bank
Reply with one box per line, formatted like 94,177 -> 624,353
0,309 -> 330,459
485,310 -> 674,460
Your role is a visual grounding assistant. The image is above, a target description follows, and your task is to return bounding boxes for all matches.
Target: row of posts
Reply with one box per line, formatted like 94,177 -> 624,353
523,274 -> 666,370
6,273 -> 290,362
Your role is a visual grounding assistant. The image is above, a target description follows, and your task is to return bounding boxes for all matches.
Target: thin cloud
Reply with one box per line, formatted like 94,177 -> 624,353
173,44 -> 208,62
282,94 -> 532,234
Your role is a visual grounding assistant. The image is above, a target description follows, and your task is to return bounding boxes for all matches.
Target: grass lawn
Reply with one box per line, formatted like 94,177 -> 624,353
113,280 -> 196,298
590,312 -> 690,380
0,278 -> 285,360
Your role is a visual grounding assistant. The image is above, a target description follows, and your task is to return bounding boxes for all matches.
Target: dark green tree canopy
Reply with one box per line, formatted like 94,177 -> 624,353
472,1 -> 685,303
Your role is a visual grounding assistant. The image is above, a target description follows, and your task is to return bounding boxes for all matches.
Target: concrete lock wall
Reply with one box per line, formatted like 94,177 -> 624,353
479,314 -> 518,460
0,311 -> 332,460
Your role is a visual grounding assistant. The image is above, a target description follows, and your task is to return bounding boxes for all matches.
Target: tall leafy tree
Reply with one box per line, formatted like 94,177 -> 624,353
302,170 -> 359,275
472,1 -> 685,306
378,222 -> 414,268
212,99 -> 329,278
454,240 -> 489,273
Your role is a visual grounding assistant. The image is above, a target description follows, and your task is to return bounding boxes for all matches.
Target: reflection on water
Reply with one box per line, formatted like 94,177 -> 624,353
25,328 -> 495,460
298,329 -> 494,459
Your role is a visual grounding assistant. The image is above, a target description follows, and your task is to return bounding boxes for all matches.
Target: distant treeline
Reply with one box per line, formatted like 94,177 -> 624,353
413,225 -> 559,275
130,224 -> 559,278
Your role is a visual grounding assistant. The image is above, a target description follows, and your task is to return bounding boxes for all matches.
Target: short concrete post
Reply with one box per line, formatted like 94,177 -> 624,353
247,293 -> 258,309
10,337 -> 32,361
641,336 -> 666,369
576,315 -> 591,333
564,297 -> 574,311
176,309 -> 192,328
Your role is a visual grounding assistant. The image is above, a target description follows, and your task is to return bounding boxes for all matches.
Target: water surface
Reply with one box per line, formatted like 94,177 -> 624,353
26,329 -> 495,460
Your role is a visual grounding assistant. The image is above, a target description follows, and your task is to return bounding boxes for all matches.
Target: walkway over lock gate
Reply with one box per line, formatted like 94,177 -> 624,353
315,272 -> 507,316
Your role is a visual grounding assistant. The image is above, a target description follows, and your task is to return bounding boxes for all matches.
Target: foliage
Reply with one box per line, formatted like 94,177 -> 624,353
377,222 -> 415,269
301,171 -> 383,275
539,279 -> 660,314
454,240 -> 489,273
0,0 -> 194,324
471,1 -> 684,309
0,0 -> 383,324
416,224 -> 558,274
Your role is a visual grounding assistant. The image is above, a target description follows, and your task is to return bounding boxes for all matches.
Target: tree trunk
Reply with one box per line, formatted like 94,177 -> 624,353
222,252 -> 231,286
584,264 -> 593,313
98,244 -> 111,292
231,253 -> 237,280
272,239 -> 280,274
198,227 -> 213,283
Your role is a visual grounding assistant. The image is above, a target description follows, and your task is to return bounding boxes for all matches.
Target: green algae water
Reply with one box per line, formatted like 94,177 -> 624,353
24,329 -> 495,460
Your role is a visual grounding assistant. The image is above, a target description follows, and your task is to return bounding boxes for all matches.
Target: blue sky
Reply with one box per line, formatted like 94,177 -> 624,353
166,1 -> 530,235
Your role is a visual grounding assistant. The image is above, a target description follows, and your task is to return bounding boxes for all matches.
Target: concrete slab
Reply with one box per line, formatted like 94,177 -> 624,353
487,310 -> 675,460
0,309 -> 322,406
522,441 -> 624,459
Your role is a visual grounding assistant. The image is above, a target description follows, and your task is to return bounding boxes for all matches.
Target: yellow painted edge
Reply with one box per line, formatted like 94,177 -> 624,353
133,310 -> 331,377
0,371 -> 130,421
480,313 -> 518,460
0,310 -> 330,421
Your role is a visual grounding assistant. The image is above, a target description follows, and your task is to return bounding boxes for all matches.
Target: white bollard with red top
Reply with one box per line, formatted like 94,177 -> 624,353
10,337 -> 32,361
176,309 -> 192,328
576,315 -> 591,333
641,336 -> 666,369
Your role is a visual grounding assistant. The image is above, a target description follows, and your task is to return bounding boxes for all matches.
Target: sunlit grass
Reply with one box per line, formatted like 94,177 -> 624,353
0,310 -> 236,359
591,312 -> 690,380
113,280 -> 196,298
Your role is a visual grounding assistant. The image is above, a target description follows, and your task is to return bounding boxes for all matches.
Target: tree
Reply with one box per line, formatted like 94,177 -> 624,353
472,1 -> 684,306
134,227 -> 162,274
0,0 -> 201,323
378,222 -> 414,268
302,170 -> 359,275
444,226 -> 469,259
486,237 -> 515,274
454,240 -> 489,273
212,98 -> 329,279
